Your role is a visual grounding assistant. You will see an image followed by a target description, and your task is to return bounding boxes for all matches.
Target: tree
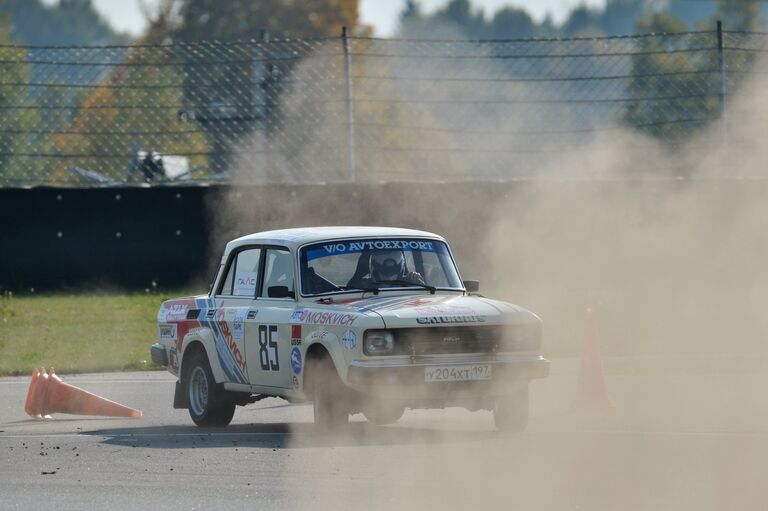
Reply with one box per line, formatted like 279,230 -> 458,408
715,0 -> 758,31
46,5 -> 210,183
486,7 -> 536,39
0,14 -> 49,185
171,0 -> 359,41
623,12 -> 718,145
599,0 -> 648,36
562,6 -> 603,37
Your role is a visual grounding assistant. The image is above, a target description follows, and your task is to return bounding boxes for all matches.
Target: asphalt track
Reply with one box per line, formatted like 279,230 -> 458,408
1,357 -> 767,510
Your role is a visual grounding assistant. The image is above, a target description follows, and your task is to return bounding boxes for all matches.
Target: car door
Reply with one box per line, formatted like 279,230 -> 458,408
245,246 -> 296,389
210,246 -> 262,386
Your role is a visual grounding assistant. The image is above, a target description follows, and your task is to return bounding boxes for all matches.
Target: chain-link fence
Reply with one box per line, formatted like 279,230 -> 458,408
1,27 -> 766,186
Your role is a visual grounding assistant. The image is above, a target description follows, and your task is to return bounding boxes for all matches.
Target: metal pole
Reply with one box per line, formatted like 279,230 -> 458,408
716,20 -> 727,149
342,26 -> 356,182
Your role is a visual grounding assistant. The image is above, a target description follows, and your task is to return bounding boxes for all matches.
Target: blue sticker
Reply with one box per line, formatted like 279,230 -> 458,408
342,329 -> 357,350
305,239 -> 445,262
291,347 -> 302,375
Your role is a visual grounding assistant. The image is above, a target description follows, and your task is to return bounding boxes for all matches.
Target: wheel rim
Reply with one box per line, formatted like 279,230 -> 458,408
189,366 -> 209,417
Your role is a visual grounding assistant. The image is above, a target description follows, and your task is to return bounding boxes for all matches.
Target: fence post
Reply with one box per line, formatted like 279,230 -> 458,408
716,20 -> 727,149
342,26 -> 356,182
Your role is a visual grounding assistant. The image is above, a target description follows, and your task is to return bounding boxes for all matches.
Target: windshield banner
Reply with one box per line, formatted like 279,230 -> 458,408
305,239 -> 444,261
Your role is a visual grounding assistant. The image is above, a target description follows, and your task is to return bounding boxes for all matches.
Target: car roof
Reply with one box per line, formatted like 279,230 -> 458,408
225,226 -> 445,253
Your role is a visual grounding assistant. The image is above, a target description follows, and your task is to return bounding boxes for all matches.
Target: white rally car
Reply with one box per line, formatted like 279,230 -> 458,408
151,227 -> 549,431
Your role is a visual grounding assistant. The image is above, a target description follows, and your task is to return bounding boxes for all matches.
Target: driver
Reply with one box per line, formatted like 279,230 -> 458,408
349,250 -> 425,288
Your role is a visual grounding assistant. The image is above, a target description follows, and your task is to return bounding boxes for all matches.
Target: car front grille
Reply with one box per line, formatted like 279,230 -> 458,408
393,326 -> 503,356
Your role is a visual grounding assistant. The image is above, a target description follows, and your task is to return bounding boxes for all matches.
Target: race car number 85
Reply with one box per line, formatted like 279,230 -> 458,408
259,325 -> 280,371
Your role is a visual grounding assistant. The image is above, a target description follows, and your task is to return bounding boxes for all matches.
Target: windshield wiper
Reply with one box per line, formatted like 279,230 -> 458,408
338,285 -> 381,295
372,279 -> 437,294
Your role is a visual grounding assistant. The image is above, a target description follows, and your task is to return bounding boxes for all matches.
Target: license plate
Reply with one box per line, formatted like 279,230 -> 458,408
425,364 -> 492,383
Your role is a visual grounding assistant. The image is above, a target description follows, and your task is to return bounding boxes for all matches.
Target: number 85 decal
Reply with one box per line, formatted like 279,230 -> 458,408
258,325 -> 280,371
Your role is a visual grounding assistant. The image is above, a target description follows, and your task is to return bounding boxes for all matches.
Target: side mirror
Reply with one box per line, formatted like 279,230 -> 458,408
463,280 -> 479,293
268,286 -> 295,299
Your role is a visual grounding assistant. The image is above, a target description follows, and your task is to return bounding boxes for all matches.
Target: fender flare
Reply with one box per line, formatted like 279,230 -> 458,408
304,338 -> 349,383
178,328 -> 228,384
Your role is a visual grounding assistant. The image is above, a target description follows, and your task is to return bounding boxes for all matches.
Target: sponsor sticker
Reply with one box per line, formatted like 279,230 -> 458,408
306,239 -> 444,261
165,303 -> 189,320
234,271 -> 257,296
292,375 -> 300,389
215,309 -> 247,374
292,309 -> 357,326
416,315 -> 486,325
232,308 -> 246,341
157,308 -> 169,323
291,324 -> 302,346
246,309 -> 258,320
414,304 -> 476,316
290,347 -> 302,375
158,323 -> 177,341
341,329 -> 357,350
308,330 -> 331,342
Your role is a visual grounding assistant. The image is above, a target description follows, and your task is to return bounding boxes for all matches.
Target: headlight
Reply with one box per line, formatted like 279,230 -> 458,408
364,330 -> 395,355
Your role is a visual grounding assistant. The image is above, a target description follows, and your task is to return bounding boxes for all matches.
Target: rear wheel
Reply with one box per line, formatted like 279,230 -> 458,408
185,351 -> 236,427
308,356 -> 349,430
493,385 -> 529,432
362,402 -> 406,425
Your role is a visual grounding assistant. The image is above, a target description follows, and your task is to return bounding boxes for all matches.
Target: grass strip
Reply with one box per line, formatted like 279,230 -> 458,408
0,291 -> 196,376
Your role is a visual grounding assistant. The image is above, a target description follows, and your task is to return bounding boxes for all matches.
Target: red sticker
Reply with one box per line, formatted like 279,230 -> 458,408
291,324 -> 301,339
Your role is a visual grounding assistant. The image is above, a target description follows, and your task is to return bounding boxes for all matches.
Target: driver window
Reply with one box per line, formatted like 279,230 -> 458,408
261,248 -> 294,297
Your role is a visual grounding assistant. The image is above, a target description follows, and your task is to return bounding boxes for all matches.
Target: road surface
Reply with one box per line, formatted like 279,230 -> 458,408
1,357 -> 766,510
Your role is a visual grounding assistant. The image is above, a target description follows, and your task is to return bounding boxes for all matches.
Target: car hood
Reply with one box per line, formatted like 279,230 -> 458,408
329,293 -> 540,329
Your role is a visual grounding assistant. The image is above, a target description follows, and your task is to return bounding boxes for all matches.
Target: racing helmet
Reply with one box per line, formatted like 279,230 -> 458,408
370,250 -> 406,281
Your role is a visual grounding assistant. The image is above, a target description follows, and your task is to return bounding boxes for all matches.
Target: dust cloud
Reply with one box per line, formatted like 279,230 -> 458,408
209,39 -> 768,511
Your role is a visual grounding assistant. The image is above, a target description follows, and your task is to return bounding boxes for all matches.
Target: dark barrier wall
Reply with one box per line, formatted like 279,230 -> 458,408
2,179 -> 759,292
1,186 -> 213,291
0,182 -> 515,292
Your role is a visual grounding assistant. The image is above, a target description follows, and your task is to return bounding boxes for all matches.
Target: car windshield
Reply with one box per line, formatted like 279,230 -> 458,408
299,238 -> 463,296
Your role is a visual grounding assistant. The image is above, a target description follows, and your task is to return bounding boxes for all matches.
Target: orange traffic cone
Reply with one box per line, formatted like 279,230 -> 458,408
24,367 -> 52,419
23,368 -> 42,418
23,368 -> 142,419
577,308 -> 613,410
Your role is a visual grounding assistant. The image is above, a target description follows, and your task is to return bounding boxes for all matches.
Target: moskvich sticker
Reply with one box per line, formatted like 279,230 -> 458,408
291,309 -> 356,326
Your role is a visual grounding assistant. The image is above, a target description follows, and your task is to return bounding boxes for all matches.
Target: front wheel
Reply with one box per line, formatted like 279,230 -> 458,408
362,402 -> 406,425
185,351 -> 236,427
308,357 -> 349,431
493,385 -> 529,432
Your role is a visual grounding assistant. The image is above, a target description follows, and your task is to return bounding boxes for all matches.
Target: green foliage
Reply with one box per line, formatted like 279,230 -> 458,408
623,13 -> 719,145
171,0 -> 360,41
0,15 -> 47,185
716,0 -> 759,31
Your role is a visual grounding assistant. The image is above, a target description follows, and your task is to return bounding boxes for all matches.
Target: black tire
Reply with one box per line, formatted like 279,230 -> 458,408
308,356 -> 349,430
493,385 -> 529,432
362,402 -> 406,426
185,351 -> 236,427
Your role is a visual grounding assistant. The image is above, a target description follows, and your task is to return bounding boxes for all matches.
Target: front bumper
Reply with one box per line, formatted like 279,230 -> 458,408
347,354 -> 549,400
